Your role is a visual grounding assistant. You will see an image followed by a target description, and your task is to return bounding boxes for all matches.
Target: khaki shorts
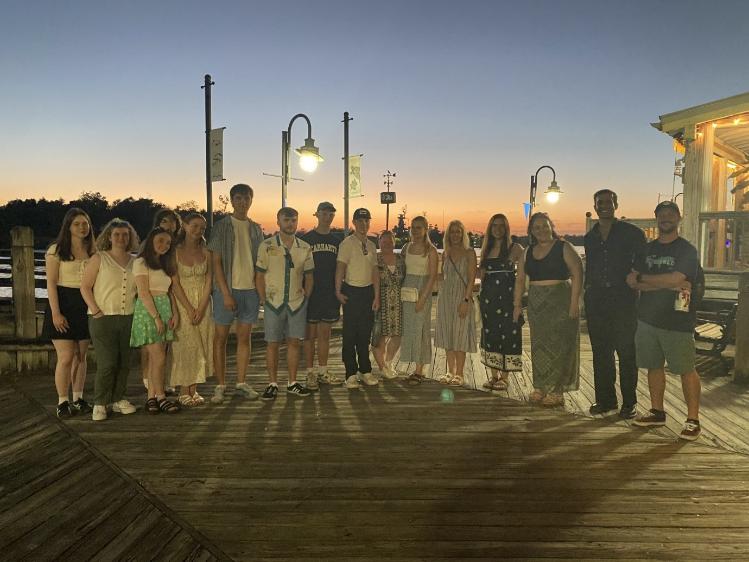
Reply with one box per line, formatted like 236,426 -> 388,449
635,320 -> 695,375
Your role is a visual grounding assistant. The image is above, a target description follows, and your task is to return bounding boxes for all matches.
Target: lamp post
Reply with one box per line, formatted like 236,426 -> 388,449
529,165 -> 562,221
281,113 -> 323,208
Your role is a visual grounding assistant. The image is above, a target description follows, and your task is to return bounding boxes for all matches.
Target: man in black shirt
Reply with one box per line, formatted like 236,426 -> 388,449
584,189 -> 646,419
627,201 -> 702,441
302,202 -> 343,389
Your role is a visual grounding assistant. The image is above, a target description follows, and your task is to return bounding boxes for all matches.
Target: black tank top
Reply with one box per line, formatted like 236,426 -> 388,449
525,240 -> 569,281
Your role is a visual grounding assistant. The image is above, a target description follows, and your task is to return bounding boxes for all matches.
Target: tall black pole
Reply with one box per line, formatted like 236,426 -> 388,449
202,74 -> 214,230
343,112 -> 352,236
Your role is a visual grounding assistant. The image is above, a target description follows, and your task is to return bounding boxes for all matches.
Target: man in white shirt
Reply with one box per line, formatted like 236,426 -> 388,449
207,184 -> 264,403
335,208 -> 380,389
256,207 -> 314,400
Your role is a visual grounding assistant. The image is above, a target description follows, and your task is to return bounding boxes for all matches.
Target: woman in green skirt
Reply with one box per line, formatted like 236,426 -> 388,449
513,213 -> 583,407
131,226 -> 180,414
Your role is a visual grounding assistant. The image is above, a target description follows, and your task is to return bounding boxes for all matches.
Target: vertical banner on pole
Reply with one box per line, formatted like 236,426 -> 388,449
210,127 -> 226,182
348,154 -> 362,198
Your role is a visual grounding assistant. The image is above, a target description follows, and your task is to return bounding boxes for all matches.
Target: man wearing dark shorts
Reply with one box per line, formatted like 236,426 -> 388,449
627,201 -> 702,441
302,202 -> 343,388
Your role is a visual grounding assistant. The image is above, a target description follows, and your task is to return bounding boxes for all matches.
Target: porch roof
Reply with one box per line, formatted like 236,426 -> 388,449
652,90 -> 749,159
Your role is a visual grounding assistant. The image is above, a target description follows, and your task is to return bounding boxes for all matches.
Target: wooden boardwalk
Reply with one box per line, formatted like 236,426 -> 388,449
0,386 -> 225,561
7,321 -> 749,561
422,316 -> 749,456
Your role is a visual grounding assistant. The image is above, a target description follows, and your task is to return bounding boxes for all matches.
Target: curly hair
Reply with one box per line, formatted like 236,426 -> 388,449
96,218 -> 140,252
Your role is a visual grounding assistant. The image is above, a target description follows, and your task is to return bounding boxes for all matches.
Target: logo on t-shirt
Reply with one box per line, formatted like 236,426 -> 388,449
645,255 -> 675,271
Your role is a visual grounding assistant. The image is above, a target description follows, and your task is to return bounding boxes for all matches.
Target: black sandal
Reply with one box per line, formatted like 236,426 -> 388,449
146,398 -> 160,415
158,398 -> 180,414
407,373 -> 424,385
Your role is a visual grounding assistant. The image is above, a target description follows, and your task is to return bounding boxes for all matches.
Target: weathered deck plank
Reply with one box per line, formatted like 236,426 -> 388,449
0,389 -> 225,561
6,305 -> 749,560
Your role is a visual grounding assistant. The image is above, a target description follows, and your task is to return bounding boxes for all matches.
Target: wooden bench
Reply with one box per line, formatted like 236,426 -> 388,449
695,303 -> 737,372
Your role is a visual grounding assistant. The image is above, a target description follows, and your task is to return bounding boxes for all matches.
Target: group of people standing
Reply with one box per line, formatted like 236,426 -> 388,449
43,183 -> 703,441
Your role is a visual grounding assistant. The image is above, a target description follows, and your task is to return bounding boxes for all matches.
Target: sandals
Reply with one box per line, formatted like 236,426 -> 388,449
192,392 -> 205,405
448,374 -> 464,387
529,390 -> 545,403
438,373 -> 453,384
407,373 -> 425,385
541,393 -> 564,408
483,378 -> 508,391
158,398 -> 180,414
178,395 -> 196,408
145,398 -> 160,415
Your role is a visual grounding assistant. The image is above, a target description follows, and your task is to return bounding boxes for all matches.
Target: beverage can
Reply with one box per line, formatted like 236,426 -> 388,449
674,288 -> 691,312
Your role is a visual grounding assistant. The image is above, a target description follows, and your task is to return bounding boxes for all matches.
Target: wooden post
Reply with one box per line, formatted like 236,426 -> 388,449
734,272 -> 749,384
11,227 -> 36,339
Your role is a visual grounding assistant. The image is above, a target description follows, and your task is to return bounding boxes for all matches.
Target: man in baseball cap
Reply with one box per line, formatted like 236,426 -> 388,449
302,201 -> 342,388
335,207 -> 380,389
627,198 -> 703,441
352,208 -> 372,220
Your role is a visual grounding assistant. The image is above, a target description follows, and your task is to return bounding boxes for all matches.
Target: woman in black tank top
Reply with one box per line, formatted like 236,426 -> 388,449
513,213 -> 583,407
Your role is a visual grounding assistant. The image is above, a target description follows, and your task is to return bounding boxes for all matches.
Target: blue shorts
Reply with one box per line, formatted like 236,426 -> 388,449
264,302 -> 308,342
212,288 -> 260,326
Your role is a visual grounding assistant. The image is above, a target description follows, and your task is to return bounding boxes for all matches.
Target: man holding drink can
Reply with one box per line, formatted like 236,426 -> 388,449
626,201 -> 702,441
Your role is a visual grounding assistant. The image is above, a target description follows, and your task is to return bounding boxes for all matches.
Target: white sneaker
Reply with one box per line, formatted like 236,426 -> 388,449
306,369 -> 319,390
92,405 -> 107,421
211,385 -> 226,404
361,372 -> 379,386
236,382 -> 259,400
345,375 -> 361,390
111,399 -> 136,415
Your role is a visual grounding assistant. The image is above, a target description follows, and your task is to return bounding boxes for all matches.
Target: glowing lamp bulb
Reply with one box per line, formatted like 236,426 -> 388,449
545,190 -> 560,204
299,154 -> 319,173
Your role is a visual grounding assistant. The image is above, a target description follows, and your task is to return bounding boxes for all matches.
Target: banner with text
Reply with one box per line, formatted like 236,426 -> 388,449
348,154 -> 362,198
210,127 -> 225,182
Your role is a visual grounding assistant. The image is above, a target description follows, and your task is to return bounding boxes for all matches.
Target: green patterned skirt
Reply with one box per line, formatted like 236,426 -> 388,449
527,283 -> 579,393
130,294 -> 175,347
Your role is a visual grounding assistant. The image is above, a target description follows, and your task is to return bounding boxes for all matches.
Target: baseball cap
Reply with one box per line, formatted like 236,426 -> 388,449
316,201 -> 336,213
353,208 -> 372,220
654,200 -> 681,216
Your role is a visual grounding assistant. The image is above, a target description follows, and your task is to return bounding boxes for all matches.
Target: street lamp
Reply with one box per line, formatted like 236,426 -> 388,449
529,165 -> 562,220
281,113 -> 323,208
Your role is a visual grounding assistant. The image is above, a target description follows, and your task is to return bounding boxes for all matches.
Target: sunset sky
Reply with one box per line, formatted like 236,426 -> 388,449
1,0 -> 747,234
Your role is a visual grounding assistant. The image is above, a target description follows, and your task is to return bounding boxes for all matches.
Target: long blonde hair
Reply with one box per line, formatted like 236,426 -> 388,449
442,219 -> 469,251
408,216 -> 435,257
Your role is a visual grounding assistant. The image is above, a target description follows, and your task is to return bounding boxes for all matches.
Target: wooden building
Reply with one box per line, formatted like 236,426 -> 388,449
652,91 -> 749,272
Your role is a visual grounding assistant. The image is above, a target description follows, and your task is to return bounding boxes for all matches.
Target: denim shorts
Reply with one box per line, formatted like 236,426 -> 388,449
264,301 -> 308,342
635,320 -> 695,375
212,288 -> 260,326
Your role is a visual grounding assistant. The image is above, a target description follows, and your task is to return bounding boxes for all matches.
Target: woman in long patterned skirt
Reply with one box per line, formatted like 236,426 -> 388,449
169,213 -> 214,406
372,230 -> 405,380
435,220 -> 477,386
478,214 -> 524,391
400,216 -> 439,384
514,212 -> 583,407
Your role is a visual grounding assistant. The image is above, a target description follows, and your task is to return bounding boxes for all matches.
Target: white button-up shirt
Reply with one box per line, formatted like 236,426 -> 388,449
255,235 -> 314,313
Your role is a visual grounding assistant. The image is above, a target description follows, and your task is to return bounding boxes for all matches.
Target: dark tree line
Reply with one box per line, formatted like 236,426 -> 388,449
0,192 -> 212,249
0,191 -> 586,250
